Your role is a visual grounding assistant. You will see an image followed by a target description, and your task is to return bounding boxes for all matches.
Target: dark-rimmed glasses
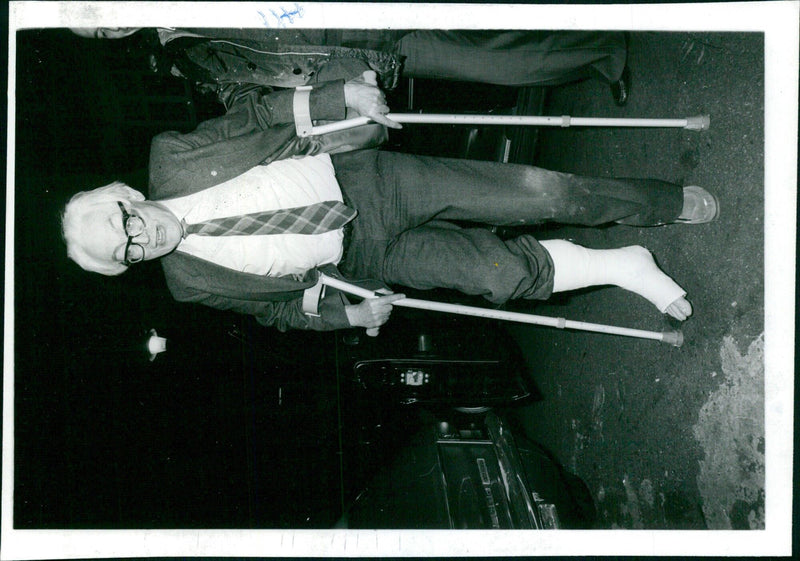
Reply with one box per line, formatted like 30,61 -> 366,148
117,201 -> 146,266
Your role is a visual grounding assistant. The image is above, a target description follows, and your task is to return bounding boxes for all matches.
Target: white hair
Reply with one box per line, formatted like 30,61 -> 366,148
69,28 -> 98,39
61,181 -> 145,276
69,27 -> 142,39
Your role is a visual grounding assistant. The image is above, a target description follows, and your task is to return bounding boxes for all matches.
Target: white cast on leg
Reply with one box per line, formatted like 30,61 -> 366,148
540,239 -> 692,319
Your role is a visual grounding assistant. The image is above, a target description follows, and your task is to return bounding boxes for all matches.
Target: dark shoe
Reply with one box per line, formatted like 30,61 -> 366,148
610,65 -> 631,106
674,186 -> 720,224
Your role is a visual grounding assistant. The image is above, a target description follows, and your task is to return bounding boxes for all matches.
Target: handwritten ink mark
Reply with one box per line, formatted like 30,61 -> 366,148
258,3 -> 305,28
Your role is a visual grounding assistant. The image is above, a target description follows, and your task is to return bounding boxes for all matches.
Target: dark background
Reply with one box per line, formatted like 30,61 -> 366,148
14,29 -> 346,528
13,28 -> 540,529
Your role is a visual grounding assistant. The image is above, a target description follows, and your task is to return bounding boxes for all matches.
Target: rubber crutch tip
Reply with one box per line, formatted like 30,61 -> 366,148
685,115 -> 710,131
661,329 -> 684,347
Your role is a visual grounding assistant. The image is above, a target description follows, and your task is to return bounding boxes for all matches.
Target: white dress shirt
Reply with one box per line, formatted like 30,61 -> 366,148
160,153 -> 345,276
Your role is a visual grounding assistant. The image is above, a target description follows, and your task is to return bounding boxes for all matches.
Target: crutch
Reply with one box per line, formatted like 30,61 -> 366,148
314,273 -> 684,347
297,113 -> 710,137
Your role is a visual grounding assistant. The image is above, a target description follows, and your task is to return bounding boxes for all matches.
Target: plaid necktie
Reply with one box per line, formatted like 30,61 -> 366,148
182,200 -> 356,237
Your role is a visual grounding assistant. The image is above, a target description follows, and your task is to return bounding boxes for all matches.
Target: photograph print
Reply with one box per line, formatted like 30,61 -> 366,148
3,1 -> 797,559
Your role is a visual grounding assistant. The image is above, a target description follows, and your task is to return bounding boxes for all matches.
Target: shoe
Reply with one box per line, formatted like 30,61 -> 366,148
675,186 -> 719,224
610,65 -> 631,107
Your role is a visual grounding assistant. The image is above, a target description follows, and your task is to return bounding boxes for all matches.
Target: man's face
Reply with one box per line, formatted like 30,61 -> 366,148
79,200 -> 184,267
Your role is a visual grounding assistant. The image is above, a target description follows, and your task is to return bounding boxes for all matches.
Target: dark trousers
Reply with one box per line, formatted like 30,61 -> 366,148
332,150 -> 682,304
395,31 -> 627,86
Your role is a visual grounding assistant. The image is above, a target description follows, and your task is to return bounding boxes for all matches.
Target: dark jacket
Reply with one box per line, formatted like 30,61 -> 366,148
162,32 -> 403,99
150,80 -> 381,331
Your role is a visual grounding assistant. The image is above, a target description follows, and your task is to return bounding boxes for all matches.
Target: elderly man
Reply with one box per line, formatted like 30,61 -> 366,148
62,70 -> 717,332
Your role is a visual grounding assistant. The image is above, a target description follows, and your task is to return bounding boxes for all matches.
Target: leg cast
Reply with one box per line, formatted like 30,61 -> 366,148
540,239 -> 692,320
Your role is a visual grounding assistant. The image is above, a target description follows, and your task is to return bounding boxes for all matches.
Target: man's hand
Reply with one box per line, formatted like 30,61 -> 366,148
343,71 -> 402,129
345,293 -> 406,335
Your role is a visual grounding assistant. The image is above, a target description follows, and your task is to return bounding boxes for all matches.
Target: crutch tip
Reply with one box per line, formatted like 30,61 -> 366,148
661,329 -> 684,347
685,115 -> 710,131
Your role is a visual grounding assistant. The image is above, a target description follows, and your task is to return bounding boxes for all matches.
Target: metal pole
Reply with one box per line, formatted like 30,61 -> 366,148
304,113 -> 710,137
319,274 -> 683,347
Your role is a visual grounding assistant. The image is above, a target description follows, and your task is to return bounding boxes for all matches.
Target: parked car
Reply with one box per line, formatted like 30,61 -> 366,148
335,311 -> 596,529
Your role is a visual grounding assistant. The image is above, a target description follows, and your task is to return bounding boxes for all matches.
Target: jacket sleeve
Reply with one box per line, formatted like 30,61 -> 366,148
148,80 -> 348,198
181,288 -> 353,332
161,255 -> 354,332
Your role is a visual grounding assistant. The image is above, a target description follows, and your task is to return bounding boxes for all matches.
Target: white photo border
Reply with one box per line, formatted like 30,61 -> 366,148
4,1 -> 798,558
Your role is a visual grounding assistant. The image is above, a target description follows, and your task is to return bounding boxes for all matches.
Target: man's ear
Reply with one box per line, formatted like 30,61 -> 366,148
96,181 -> 146,201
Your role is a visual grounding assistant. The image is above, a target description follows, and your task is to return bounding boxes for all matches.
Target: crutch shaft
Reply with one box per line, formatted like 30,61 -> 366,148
319,274 -> 683,346
304,113 -> 710,136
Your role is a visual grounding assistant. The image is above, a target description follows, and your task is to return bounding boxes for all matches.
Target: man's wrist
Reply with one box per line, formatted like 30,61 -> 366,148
344,304 -> 359,327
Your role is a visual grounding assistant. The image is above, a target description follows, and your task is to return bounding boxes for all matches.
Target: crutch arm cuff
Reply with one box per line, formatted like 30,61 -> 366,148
293,86 -> 314,137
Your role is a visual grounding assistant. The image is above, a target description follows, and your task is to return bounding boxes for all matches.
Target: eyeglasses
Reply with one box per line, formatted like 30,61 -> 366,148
117,201 -> 146,266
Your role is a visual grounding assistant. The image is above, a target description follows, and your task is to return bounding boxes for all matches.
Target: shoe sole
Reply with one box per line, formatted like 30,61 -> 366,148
675,185 -> 719,224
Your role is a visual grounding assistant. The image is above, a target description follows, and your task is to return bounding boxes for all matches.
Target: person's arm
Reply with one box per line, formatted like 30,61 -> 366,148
178,284 -> 402,332
345,294 -> 406,330
188,288 -> 353,332
342,70 -> 402,129
150,71 -> 400,198
149,81 -> 348,197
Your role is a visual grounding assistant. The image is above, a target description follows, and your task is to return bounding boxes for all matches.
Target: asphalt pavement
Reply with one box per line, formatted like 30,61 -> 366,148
501,32 -> 765,529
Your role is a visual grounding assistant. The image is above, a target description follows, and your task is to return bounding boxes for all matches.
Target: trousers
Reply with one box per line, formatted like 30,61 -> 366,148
394,30 -> 627,86
331,150 -> 682,304
174,29 -> 626,92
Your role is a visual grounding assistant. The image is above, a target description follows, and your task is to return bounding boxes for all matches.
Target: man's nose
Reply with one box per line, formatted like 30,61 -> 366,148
132,230 -> 150,244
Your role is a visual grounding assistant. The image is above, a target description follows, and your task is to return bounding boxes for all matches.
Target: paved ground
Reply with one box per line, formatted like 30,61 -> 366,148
500,32 -> 765,529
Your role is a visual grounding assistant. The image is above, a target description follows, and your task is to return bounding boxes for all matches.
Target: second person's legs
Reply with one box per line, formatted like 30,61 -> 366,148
395,30 -> 627,86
